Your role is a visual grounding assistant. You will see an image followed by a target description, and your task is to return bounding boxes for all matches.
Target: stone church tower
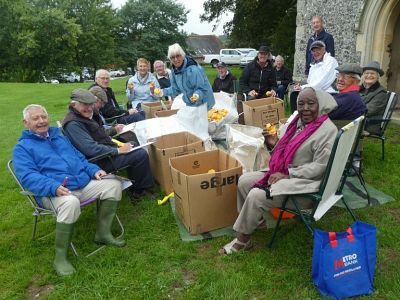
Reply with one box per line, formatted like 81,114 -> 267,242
294,0 -> 400,95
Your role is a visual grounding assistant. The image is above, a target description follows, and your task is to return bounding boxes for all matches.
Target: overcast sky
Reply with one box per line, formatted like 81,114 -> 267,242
110,0 -> 232,35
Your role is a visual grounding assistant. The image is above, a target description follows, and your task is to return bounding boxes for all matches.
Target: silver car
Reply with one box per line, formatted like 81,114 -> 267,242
240,50 -> 258,68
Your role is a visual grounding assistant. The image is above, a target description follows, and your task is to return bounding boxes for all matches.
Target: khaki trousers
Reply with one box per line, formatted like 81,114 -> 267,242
233,171 -> 313,235
42,179 -> 122,224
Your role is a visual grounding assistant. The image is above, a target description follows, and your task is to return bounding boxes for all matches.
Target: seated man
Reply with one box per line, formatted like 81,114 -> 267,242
212,62 -> 237,94
219,88 -> 338,254
290,40 -> 338,112
240,45 -> 277,100
89,86 -> 138,144
274,55 -> 292,99
329,63 -> 367,120
92,69 -> 144,124
62,89 -> 154,200
13,104 -> 125,276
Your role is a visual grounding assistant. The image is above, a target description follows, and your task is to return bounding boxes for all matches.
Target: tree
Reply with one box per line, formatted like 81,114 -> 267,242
116,0 -> 188,69
201,0 -> 296,68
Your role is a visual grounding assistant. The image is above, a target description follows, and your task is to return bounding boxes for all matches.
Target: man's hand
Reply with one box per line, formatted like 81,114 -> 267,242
128,108 -> 138,115
249,90 -> 258,97
115,124 -> 125,133
56,185 -> 70,196
95,170 -> 107,179
118,142 -> 132,154
268,172 -> 289,185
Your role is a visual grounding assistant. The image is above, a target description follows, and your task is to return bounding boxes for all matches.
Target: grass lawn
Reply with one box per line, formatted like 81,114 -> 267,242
0,76 -> 399,299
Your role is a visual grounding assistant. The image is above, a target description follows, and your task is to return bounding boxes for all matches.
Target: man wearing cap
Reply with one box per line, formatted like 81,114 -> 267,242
13,104 -> 125,276
212,62 -> 237,93
62,89 -> 154,200
291,40 -> 338,112
359,61 -> 388,134
239,45 -> 277,100
305,15 -> 335,75
91,69 -> 144,124
329,63 -> 367,120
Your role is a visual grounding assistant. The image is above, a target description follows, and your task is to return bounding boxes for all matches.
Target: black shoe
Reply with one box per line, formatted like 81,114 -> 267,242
127,189 -> 145,204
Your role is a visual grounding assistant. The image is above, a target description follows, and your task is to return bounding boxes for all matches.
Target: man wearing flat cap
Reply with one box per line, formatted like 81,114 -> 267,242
13,103 -> 125,276
62,88 -> 154,201
329,63 -> 367,120
359,61 -> 388,134
212,62 -> 237,93
305,15 -> 335,75
239,45 -> 277,100
290,40 -> 338,112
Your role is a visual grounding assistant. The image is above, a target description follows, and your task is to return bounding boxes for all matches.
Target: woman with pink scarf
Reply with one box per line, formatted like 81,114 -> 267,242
220,87 -> 338,255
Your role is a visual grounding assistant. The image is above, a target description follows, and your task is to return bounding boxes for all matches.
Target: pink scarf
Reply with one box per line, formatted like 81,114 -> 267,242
254,113 -> 329,187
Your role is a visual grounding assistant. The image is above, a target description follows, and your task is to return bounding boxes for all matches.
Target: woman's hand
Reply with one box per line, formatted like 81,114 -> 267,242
268,172 -> 289,185
265,134 -> 279,148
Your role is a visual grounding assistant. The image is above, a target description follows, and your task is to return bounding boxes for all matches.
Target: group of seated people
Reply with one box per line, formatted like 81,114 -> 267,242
11,41 -> 391,277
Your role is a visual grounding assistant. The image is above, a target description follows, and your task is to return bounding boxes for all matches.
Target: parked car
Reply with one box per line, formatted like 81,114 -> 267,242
109,69 -> 126,77
58,72 -> 80,83
203,49 -> 247,68
240,50 -> 258,68
235,48 -> 256,55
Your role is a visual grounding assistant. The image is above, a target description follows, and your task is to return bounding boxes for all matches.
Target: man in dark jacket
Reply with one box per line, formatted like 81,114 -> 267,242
212,62 -> 237,93
92,69 -> 144,124
62,89 -> 154,200
240,46 -> 277,100
305,16 -> 335,75
13,104 -> 125,276
274,55 -> 292,99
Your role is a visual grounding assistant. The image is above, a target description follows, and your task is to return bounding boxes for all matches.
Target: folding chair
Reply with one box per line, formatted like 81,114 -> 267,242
7,160 -> 125,257
364,91 -> 398,160
233,80 -> 247,125
268,116 -> 364,247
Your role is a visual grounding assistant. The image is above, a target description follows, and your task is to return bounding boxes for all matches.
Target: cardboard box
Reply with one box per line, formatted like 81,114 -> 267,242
243,97 -> 285,128
154,109 -> 178,118
142,101 -> 172,119
148,132 -> 204,194
170,149 -> 242,235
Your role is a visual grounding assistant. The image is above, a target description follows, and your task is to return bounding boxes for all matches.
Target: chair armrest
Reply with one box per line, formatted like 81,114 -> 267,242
88,150 -> 115,163
104,113 -> 126,123
20,190 -> 35,196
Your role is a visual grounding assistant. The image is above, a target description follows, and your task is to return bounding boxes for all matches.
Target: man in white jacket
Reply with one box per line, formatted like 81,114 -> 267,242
290,41 -> 338,112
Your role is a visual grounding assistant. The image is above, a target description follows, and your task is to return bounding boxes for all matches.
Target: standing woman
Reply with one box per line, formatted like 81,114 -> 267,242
161,43 -> 215,110
126,58 -> 160,110
359,61 -> 387,134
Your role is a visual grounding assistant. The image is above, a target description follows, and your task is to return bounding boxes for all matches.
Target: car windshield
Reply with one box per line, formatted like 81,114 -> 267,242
246,50 -> 258,57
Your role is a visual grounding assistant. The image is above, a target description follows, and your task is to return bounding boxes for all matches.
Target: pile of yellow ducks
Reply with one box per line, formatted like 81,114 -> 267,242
264,123 -> 277,135
207,108 -> 229,122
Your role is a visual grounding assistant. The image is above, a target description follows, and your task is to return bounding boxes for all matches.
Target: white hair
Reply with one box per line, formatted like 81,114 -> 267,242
23,104 -> 48,120
95,69 -> 109,79
167,43 -> 186,59
153,60 -> 165,68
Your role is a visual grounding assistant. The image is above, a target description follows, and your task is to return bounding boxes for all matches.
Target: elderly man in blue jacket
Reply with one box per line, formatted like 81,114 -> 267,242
13,104 -> 125,276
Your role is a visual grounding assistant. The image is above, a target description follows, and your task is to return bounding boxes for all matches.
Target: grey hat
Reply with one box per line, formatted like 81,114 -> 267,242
258,45 -> 270,53
71,88 -> 96,104
310,40 -> 326,51
336,63 -> 363,76
216,62 -> 227,68
363,61 -> 384,76
89,86 -> 108,103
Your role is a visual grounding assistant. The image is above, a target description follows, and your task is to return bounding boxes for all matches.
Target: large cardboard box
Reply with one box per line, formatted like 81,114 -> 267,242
142,101 -> 172,119
170,149 -> 242,235
154,109 -> 178,118
149,132 -> 204,194
243,97 -> 285,128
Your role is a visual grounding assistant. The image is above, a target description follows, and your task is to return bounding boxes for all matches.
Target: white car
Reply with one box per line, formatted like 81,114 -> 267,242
240,50 -> 258,68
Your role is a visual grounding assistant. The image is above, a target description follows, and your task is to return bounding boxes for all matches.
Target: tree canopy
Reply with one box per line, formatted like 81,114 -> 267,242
0,0 -> 188,82
201,0 -> 296,68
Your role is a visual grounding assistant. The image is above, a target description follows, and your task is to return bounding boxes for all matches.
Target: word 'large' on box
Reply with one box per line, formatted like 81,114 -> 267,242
243,97 -> 285,128
142,101 -> 172,119
148,131 -> 204,194
170,149 -> 242,235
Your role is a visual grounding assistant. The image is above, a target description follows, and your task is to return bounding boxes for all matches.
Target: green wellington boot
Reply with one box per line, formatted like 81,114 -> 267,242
53,222 -> 75,276
94,199 -> 126,247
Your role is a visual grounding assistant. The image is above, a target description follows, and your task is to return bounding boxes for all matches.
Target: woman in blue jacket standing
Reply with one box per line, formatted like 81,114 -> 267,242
162,43 -> 215,110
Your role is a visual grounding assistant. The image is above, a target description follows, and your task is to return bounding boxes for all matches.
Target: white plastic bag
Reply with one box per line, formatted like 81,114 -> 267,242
226,124 -> 270,172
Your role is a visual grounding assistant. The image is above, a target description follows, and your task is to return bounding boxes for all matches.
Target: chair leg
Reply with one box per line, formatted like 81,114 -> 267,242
32,215 -> 38,240
341,197 -> 357,221
268,213 -> 284,248
381,139 -> 385,160
355,168 -> 371,206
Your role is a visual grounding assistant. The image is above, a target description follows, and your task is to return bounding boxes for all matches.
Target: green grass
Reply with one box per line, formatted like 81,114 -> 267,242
0,78 -> 399,299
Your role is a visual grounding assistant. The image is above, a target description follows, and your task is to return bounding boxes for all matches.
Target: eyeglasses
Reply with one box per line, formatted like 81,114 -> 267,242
336,73 -> 356,80
170,54 -> 182,60
98,77 -> 110,80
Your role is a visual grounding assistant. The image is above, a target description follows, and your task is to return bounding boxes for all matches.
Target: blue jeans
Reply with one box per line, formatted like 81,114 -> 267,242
276,84 -> 287,100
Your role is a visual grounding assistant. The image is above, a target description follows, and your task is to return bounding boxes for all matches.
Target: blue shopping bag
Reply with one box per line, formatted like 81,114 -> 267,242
312,221 -> 377,299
